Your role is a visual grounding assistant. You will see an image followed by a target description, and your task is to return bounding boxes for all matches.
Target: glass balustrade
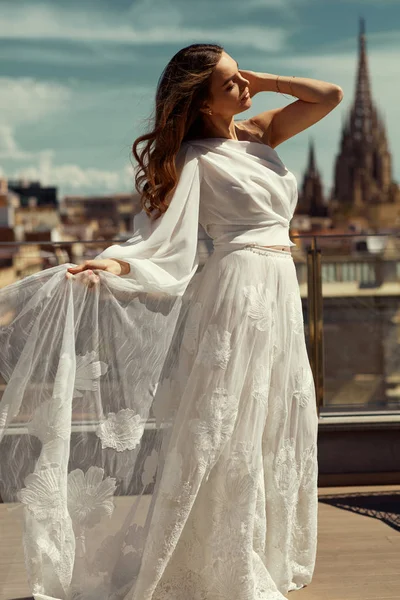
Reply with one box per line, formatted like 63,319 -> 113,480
1,234 -> 400,418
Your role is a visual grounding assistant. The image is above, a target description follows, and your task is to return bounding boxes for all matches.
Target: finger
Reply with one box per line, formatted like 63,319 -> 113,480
88,272 -> 100,284
87,272 -> 100,288
78,270 -> 100,288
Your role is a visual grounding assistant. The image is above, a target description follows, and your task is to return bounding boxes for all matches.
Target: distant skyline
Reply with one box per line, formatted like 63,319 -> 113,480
1,0 -> 399,200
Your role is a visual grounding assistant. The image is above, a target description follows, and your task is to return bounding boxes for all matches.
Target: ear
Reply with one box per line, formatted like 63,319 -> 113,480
199,103 -> 212,116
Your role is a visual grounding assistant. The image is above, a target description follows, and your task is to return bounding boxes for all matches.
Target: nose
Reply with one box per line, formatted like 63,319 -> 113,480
240,76 -> 250,89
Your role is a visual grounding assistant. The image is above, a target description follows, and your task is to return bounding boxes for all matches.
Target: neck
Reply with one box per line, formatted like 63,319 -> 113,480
200,115 -> 238,140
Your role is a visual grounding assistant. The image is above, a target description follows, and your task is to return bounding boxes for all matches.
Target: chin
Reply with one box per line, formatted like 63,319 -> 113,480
237,100 -> 251,114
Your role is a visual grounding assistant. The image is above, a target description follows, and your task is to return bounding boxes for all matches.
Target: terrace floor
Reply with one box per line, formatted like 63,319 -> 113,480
289,484 -> 400,600
1,484 -> 399,600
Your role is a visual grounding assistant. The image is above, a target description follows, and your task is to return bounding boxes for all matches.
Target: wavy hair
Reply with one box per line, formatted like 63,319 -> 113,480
132,43 -> 224,221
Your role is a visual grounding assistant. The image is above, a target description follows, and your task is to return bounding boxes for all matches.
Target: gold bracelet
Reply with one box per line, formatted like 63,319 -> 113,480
276,75 -> 293,100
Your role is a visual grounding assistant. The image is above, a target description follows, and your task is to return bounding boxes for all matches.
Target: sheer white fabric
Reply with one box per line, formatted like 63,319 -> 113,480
94,143 -> 201,294
0,137 -> 318,600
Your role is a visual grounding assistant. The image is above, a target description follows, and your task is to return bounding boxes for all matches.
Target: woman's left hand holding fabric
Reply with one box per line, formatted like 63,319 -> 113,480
65,258 -> 129,287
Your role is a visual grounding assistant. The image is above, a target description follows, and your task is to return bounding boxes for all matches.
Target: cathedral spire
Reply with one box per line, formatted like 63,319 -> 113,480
359,16 -> 365,36
297,140 -> 327,217
332,18 -> 400,215
307,139 -> 317,176
353,16 -> 373,140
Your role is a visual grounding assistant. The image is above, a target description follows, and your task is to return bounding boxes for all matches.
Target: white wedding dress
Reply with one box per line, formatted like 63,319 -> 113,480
0,136 -> 318,600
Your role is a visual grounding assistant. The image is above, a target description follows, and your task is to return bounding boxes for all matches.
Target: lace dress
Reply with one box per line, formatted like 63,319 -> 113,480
0,137 -> 318,600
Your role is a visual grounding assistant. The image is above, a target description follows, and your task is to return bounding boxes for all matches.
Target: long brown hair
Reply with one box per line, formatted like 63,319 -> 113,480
132,43 -> 224,221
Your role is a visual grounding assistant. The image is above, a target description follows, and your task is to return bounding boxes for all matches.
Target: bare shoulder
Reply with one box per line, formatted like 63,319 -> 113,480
234,119 -> 272,146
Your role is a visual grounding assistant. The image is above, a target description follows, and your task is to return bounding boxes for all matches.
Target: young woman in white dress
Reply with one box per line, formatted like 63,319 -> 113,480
68,48 -> 343,282
0,44 -> 343,600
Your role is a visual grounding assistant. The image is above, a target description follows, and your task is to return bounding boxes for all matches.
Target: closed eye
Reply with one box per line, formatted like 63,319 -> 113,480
222,60 -> 240,88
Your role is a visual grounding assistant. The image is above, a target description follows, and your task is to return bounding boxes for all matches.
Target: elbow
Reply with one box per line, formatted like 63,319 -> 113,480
327,85 -> 344,105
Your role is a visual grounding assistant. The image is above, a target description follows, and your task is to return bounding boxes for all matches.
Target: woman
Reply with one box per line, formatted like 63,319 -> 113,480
0,44 -> 342,600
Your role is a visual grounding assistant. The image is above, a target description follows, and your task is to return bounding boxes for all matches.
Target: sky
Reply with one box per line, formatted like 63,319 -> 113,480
1,0 -> 400,202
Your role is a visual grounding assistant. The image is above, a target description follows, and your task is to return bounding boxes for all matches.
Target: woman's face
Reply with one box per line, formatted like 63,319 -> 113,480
202,51 -> 251,118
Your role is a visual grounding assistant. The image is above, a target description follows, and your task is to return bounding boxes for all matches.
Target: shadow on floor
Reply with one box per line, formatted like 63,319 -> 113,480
318,490 -> 400,532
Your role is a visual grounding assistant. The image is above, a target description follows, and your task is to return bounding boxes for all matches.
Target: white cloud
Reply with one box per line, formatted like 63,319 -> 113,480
0,73 -> 141,196
0,77 -> 71,125
0,3 -> 288,51
6,152 -> 134,195
0,125 -> 32,160
1,140 -> 134,197
0,76 -> 73,175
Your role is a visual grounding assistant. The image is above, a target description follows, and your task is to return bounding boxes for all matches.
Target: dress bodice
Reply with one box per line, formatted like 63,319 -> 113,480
183,137 -> 298,249
95,138 -> 298,294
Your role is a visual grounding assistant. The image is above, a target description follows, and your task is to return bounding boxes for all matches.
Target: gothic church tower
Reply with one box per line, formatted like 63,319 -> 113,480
297,139 -> 328,217
331,18 -> 400,225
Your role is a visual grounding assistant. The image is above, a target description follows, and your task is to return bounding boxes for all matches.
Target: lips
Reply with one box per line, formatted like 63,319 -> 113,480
241,90 -> 250,102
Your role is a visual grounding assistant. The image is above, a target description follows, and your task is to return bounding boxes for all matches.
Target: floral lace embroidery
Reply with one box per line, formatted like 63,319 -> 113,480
74,350 -> 108,398
195,324 -> 232,369
207,555 -> 256,598
268,394 -> 288,432
265,438 -> 318,502
67,466 -> 117,528
189,387 -> 239,474
27,398 -> 70,444
251,363 -> 271,408
243,282 -> 275,331
18,464 -> 66,521
273,439 -> 299,498
299,443 -> 319,493
26,351 -> 108,444
286,291 -> 304,335
292,366 -> 314,408
229,440 -> 255,470
2,248 -> 318,600
96,408 -> 145,452
210,457 -> 256,531
139,476 -> 198,596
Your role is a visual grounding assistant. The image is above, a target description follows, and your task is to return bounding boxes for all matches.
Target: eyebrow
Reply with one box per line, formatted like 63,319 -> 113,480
222,60 -> 239,87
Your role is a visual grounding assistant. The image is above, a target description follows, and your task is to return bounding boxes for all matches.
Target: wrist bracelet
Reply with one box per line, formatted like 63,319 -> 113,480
276,75 -> 294,99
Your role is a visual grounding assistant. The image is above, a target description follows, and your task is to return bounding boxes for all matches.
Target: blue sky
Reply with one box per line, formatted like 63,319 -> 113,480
1,0 -> 399,201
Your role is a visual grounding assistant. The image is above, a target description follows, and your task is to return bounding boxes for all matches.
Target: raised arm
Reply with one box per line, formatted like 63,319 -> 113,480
239,70 -> 343,148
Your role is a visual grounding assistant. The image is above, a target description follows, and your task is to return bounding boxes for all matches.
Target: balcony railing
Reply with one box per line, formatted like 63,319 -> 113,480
1,233 -> 400,420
